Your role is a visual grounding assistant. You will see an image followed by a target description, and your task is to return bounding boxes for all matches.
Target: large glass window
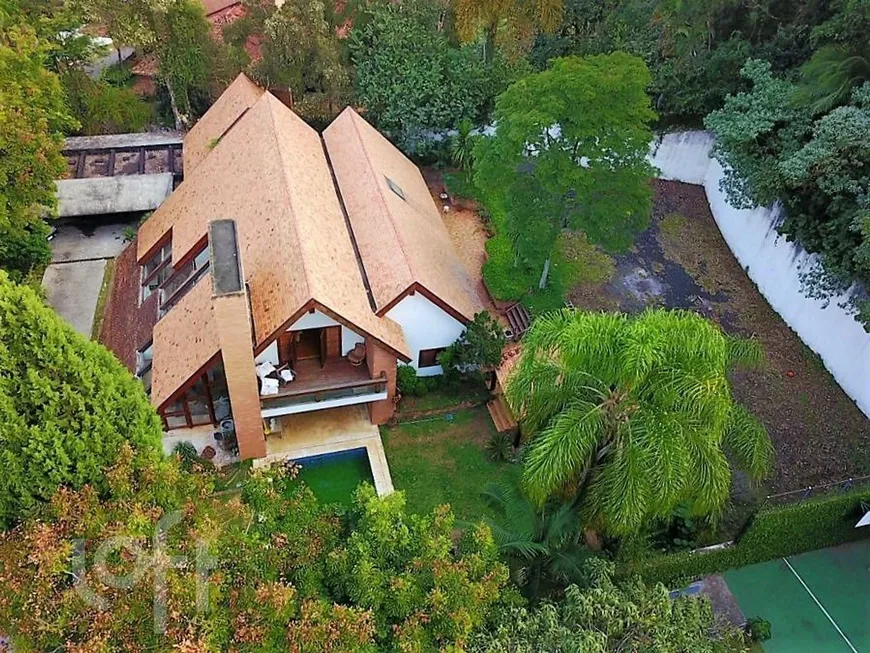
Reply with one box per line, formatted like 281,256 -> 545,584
141,240 -> 172,301
136,342 -> 154,394
159,360 -> 231,430
158,242 -> 210,316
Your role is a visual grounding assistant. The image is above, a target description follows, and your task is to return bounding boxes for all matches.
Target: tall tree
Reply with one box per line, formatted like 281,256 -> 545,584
453,0 -> 564,61
0,272 -> 163,526
348,0 -> 522,151
506,309 -> 773,536
474,53 -> 656,288
243,0 -> 351,125
0,14 -> 75,280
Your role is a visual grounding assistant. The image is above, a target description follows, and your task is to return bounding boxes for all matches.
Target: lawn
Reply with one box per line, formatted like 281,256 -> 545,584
396,379 -> 490,416
381,407 -> 522,523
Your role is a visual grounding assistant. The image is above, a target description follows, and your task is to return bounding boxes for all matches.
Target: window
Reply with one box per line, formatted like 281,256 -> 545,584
418,347 -> 445,368
136,341 -> 154,394
385,176 -> 406,201
141,240 -> 172,301
159,361 -> 230,430
158,241 -> 210,317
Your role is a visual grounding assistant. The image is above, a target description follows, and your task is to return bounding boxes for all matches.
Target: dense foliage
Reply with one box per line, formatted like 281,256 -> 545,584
348,0 -> 525,151
227,0 -> 351,126
481,482 -> 590,600
470,558 -> 748,652
507,309 -> 773,536
706,62 -> 870,328
441,310 -> 506,375
0,11 -> 73,280
0,272 -> 163,526
0,453 -> 510,651
623,483 -> 870,587
474,52 -> 655,300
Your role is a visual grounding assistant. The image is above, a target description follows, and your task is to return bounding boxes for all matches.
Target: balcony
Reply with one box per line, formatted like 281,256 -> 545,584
260,358 -> 388,419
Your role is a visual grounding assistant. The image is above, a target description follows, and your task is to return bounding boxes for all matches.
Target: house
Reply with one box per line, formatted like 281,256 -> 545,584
101,73 -> 480,462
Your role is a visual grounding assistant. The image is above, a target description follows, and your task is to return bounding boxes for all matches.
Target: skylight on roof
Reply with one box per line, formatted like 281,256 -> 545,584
385,176 -> 406,201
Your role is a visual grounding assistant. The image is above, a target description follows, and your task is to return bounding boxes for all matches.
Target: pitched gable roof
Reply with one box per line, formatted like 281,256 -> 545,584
182,73 -> 264,175
323,108 -> 481,322
139,91 -> 410,407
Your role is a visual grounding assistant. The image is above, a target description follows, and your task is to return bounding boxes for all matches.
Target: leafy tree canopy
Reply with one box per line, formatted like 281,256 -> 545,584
507,309 -> 773,536
470,558 -> 749,652
0,13 -> 75,279
474,53 -> 656,289
235,0 -> 351,125
0,272 -> 163,526
0,454 -> 510,651
348,0 -> 525,151
442,310 -> 506,373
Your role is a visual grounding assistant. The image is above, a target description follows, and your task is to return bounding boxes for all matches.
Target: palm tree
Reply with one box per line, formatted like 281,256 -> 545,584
505,309 -> 773,537
452,0 -> 563,61
795,44 -> 870,114
481,481 -> 590,600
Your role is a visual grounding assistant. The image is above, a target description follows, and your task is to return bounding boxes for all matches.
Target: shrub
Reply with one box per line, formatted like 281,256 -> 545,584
621,484 -> 870,586
486,431 -> 513,462
746,616 -> 772,642
172,440 -> 200,471
0,271 -> 163,526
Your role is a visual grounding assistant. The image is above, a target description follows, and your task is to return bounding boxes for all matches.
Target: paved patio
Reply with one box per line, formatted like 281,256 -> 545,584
255,405 -> 394,496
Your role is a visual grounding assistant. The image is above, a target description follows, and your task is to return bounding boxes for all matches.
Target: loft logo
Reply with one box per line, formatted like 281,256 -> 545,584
71,511 -> 217,634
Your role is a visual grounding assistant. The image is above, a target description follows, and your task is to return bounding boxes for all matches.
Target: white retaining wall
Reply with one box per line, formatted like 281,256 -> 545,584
649,131 -> 870,418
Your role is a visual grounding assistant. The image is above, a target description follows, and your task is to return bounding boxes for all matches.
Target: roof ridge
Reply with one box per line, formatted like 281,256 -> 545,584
346,109 -> 414,306
264,94 -> 313,302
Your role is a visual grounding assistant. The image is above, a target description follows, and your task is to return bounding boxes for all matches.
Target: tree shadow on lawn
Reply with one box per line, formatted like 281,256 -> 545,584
568,179 -> 870,495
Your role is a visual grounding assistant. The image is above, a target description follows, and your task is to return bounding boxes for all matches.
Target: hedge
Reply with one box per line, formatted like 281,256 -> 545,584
621,485 -> 870,586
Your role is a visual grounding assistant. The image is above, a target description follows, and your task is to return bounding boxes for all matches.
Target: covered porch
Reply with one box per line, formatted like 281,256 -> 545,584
259,357 -> 388,418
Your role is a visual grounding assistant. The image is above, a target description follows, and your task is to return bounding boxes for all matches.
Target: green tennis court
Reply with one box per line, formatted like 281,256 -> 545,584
725,540 -> 870,652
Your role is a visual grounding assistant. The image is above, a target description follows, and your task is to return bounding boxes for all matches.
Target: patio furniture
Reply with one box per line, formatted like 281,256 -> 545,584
256,361 -> 276,379
260,377 -> 279,396
348,342 -> 367,366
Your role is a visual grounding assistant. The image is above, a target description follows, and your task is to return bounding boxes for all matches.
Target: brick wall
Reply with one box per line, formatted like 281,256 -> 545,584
213,292 -> 265,459
365,337 -> 397,424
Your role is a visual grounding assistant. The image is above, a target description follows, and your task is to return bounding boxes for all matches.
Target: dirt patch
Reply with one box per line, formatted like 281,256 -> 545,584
568,179 -> 870,493
423,167 -> 503,321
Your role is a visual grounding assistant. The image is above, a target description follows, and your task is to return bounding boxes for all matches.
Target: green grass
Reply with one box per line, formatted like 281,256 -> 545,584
295,449 -> 374,506
90,258 -> 115,340
397,380 -> 490,415
381,407 -> 522,523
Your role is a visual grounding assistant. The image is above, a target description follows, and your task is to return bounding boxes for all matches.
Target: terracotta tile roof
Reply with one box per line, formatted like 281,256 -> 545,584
323,108 -> 481,322
137,88 -> 409,405
150,277 -> 221,407
182,73 -> 265,175
201,0 -> 240,16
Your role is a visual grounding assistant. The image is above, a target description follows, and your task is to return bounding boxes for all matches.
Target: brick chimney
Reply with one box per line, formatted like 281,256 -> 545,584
209,219 -> 265,460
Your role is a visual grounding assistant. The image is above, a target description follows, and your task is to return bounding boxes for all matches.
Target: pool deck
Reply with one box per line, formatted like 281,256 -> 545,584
254,405 -> 394,496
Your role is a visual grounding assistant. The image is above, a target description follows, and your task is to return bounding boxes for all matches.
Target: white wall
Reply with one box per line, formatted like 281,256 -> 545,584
254,309 -> 365,365
386,292 -> 466,376
650,131 -> 870,418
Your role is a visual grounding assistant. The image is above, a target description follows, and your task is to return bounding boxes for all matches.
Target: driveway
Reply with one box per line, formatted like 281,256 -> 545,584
43,216 -> 138,336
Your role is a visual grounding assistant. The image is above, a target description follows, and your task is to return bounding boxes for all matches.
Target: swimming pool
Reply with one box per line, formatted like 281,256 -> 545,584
293,447 -> 374,505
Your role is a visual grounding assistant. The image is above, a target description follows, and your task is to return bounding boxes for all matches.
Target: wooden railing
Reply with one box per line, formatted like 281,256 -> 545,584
260,372 -> 388,412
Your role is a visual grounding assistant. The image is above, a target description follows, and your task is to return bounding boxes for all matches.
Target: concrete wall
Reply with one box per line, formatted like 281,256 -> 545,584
254,309 -> 365,365
56,174 -> 174,217
650,131 -> 870,418
386,292 -> 467,376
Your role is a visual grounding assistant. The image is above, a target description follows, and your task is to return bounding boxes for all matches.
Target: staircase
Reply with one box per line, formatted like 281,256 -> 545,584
487,395 -> 517,433
504,303 -> 531,341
